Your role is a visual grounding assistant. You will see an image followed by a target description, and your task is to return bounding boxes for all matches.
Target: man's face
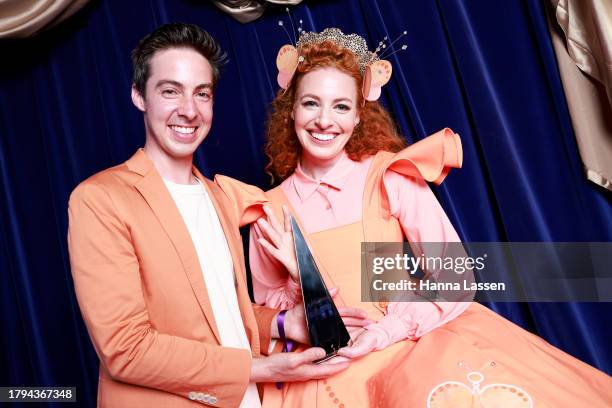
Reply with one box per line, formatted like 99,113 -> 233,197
132,47 -> 214,161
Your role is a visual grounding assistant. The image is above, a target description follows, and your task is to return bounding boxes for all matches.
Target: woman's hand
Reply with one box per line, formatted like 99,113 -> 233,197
336,329 -> 380,360
255,205 -> 299,281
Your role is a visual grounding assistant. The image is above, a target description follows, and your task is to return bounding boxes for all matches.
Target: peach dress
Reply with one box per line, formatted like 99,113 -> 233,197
217,129 -> 612,407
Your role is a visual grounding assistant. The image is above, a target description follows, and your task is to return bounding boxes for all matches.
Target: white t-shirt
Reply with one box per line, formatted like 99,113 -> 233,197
164,177 -> 261,408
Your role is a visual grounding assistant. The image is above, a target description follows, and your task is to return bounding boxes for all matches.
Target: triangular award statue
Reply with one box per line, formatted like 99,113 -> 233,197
290,216 -> 351,361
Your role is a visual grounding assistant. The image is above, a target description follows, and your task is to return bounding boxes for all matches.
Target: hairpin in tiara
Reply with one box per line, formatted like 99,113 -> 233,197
275,11 -> 407,102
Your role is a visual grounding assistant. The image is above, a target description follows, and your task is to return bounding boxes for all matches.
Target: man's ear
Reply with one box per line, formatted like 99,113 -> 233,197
131,86 -> 145,112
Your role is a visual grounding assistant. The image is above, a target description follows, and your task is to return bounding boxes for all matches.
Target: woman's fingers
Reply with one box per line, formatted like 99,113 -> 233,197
342,317 -> 374,327
253,221 -> 267,241
282,205 -> 293,233
263,205 -> 284,235
258,238 -> 280,260
347,327 -> 365,341
257,218 -> 282,248
337,306 -> 369,319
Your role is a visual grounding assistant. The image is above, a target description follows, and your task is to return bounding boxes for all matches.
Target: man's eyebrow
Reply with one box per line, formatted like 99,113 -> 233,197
155,80 -> 183,89
154,80 -> 212,90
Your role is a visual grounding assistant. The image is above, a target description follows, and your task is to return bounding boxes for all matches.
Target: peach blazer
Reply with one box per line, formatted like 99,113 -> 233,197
68,149 -> 277,408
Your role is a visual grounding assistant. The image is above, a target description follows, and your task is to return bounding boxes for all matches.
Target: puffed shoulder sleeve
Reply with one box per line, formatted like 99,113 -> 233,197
214,175 -> 268,226
385,127 -> 462,185
364,128 -> 470,347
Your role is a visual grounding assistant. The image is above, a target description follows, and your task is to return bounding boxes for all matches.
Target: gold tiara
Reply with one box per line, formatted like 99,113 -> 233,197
296,28 -> 378,74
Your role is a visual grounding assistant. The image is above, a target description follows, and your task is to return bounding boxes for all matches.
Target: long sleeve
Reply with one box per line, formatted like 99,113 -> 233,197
68,182 -> 252,406
365,171 -> 470,349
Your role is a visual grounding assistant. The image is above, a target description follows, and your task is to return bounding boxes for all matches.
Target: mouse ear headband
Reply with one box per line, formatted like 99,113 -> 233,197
276,25 -> 407,102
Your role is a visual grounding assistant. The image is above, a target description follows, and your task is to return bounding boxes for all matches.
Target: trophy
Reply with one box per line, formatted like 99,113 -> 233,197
290,216 -> 351,361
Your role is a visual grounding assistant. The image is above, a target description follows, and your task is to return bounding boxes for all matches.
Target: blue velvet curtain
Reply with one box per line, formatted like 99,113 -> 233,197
1,0 -> 611,406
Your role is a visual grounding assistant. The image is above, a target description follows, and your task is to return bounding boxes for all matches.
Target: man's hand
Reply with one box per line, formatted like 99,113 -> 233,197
255,205 -> 299,281
250,347 -> 349,383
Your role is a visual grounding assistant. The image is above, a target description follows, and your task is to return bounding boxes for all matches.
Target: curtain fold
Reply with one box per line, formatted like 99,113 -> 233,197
552,0 -> 612,105
549,0 -> 612,191
212,0 -> 303,23
0,0 -> 90,38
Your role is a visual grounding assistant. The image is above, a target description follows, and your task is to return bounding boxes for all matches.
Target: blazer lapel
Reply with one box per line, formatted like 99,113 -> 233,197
197,168 -> 259,350
127,150 -> 221,343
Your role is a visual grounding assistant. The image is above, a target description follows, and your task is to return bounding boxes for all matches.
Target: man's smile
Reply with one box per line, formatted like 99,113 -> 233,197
169,125 -> 198,134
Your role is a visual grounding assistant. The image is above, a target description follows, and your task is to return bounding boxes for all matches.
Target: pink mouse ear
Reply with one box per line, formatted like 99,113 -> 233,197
362,64 -> 374,100
276,44 -> 299,90
362,60 -> 392,101
277,71 -> 294,90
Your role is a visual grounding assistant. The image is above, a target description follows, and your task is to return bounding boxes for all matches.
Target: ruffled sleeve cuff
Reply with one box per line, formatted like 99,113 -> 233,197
366,299 -> 471,350
365,314 -> 413,350
262,277 -> 303,310
284,277 -> 303,305
386,127 -> 462,186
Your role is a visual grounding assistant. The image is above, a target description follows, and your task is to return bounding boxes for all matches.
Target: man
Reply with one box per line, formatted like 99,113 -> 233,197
68,23 -> 362,407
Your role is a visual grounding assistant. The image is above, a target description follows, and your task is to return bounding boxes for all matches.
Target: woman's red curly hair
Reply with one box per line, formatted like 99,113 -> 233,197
264,40 -> 407,182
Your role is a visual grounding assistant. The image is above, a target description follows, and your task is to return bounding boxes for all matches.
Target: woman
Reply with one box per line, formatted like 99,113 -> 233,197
217,29 -> 612,407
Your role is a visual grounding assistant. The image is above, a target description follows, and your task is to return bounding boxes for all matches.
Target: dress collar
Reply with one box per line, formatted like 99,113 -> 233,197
291,151 -> 356,202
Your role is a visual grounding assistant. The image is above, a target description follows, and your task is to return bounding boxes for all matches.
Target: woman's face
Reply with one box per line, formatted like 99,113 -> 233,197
292,67 -> 360,166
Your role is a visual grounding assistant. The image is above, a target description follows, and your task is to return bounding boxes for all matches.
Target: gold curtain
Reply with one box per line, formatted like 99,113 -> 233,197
212,0 -> 303,24
549,0 -> 612,191
0,0 -> 90,38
